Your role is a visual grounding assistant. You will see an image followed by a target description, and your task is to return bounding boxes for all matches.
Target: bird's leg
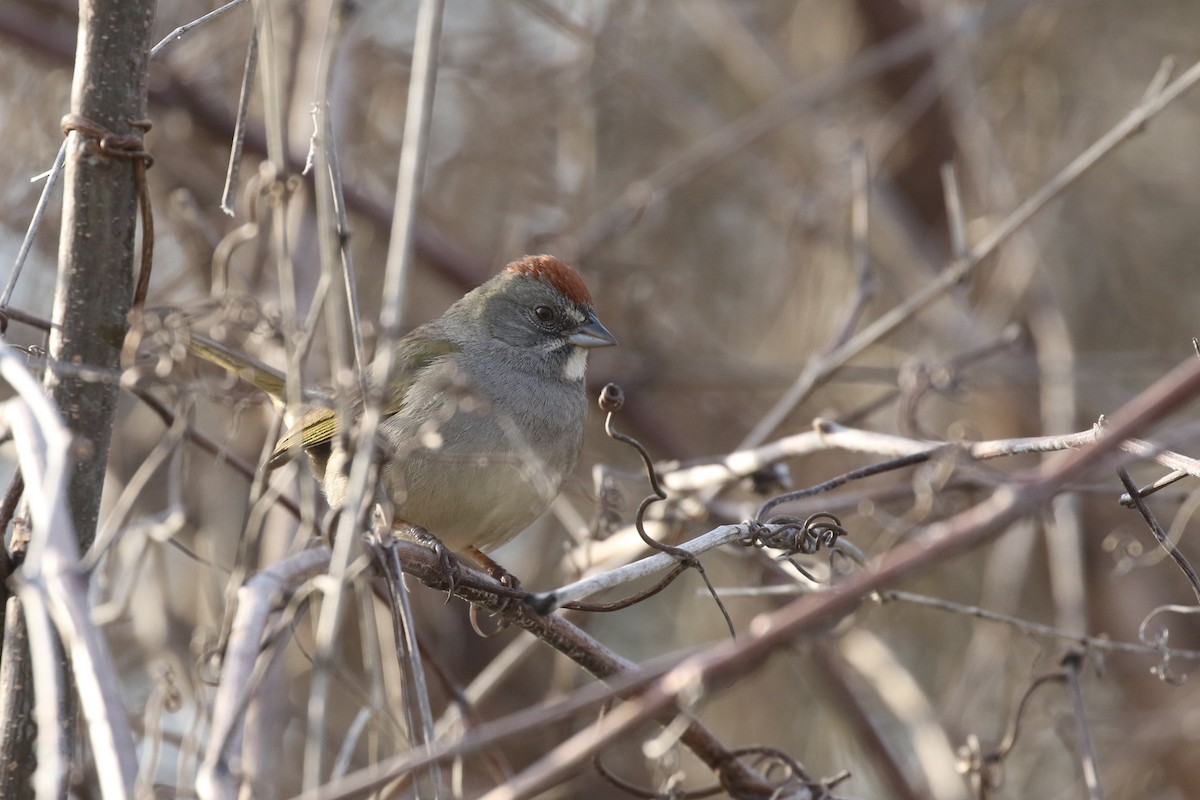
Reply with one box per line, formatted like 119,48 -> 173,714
466,547 -> 523,594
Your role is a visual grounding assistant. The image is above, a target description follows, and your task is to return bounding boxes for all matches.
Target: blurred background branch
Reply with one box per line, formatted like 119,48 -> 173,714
1,1 -> 1200,798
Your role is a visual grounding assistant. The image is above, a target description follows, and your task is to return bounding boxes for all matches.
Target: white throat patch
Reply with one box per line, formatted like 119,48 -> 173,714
563,347 -> 588,382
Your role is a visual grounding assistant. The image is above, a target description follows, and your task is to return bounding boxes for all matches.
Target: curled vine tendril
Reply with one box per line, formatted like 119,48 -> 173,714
573,384 -> 736,638
742,513 -> 851,583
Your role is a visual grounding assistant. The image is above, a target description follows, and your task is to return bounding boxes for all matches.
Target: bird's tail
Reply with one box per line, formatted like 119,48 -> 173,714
187,334 -> 289,401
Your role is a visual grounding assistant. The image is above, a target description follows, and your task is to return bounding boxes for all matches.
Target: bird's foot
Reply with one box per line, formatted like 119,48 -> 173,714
400,523 -> 461,598
464,548 -> 530,636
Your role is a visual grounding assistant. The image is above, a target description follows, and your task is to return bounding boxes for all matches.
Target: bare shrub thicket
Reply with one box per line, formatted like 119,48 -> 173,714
1,1 -> 1200,798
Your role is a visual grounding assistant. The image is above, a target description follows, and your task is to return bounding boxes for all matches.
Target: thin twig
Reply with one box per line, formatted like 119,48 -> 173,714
150,0 -> 250,57
756,450 -> 935,521
809,139 -> 877,365
82,396 -> 189,570
379,540 -> 442,797
0,470 -> 24,573
197,547 -> 331,800
531,523 -> 755,612
127,385 -> 302,520
882,589 -> 1200,661
1062,652 -> 1104,800
220,30 -> 258,217
1116,467 -> 1200,604
2,143 -> 67,308
661,417 -> 1200,496
378,0 -> 445,339
1118,468 -> 1188,505
941,162 -> 966,260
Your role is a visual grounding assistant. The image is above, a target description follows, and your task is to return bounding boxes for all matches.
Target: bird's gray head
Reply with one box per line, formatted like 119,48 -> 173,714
455,255 -> 616,383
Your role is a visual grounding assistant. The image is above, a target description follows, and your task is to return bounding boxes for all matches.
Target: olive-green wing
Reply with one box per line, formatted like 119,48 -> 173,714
267,334 -> 459,469
268,406 -> 338,468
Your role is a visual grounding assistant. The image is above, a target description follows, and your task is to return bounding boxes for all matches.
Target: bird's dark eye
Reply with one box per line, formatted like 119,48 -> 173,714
534,306 -> 556,323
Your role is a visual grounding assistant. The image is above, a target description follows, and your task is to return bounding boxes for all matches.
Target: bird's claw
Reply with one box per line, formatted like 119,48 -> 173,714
466,562 -> 521,637
404,524 -> 461,599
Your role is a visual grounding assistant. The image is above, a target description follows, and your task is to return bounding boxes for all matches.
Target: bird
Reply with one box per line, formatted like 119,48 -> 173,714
190,255 -> 616,576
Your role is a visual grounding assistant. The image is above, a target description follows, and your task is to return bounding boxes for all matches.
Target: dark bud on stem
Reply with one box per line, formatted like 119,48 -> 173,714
598,383 -> 624,413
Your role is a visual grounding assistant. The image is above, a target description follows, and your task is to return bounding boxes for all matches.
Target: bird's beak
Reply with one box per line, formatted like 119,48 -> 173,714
567,313 -> 618,349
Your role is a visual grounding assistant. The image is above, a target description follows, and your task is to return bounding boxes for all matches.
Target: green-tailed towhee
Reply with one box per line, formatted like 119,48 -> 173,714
193,255 -> 616,563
